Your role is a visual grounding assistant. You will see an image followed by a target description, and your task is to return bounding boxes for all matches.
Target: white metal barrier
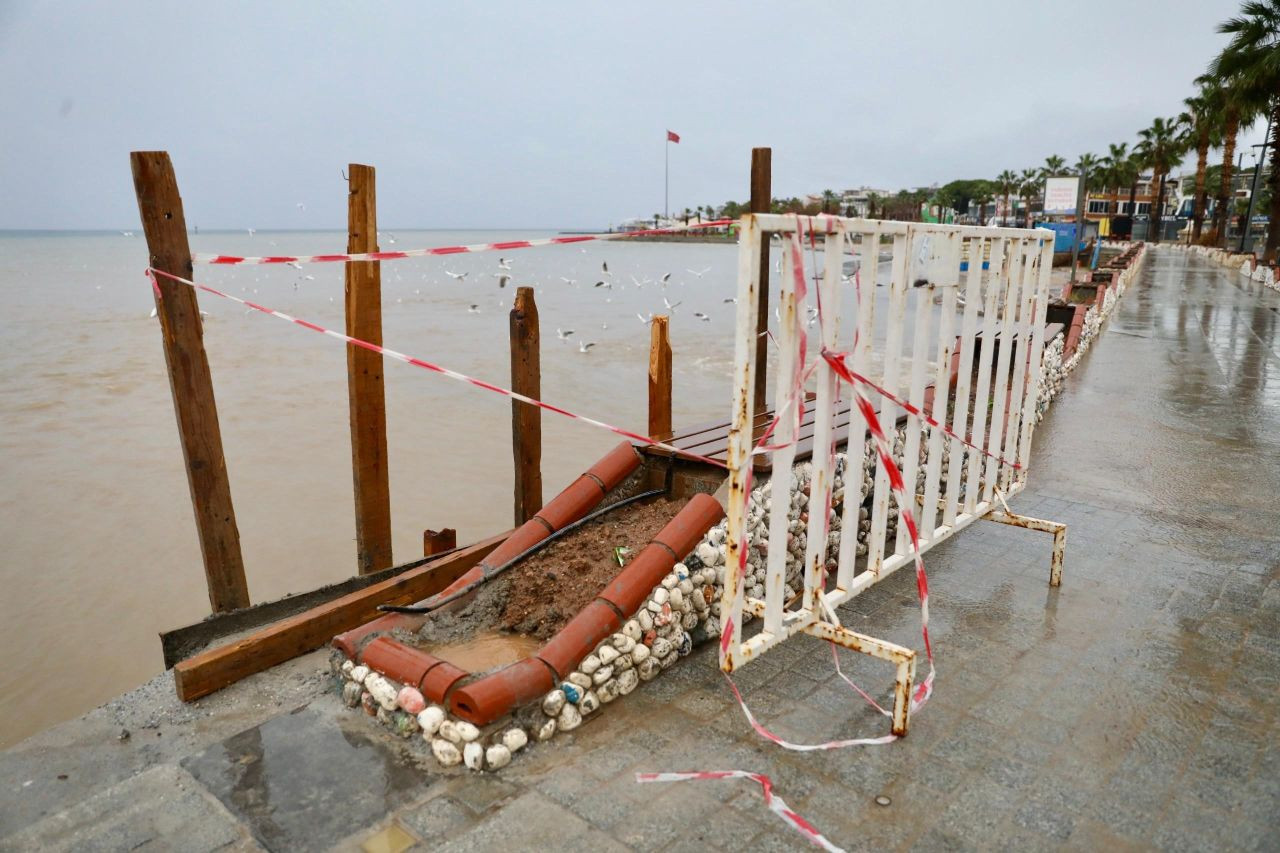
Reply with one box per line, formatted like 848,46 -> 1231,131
720,214 -> 1066,736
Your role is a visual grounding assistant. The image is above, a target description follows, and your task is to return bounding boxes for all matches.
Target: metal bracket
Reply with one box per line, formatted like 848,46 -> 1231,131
802,620 -> 917,736
984,510 -> 1066,587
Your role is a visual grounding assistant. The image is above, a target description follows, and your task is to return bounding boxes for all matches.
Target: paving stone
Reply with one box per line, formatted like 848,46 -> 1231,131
436,790 -> 627,852
398,796 -> 473,843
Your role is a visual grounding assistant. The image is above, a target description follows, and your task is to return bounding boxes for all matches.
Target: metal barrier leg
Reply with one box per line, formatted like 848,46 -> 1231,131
984,510 -> 1067,588
892,655 -> 916,737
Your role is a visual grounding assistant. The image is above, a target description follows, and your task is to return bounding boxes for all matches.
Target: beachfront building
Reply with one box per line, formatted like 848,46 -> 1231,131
1081,174 -> 1163,223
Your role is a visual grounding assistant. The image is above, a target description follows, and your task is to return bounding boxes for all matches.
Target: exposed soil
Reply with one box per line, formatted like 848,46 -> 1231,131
500,496 -> 685,639
411,495 -> 686,650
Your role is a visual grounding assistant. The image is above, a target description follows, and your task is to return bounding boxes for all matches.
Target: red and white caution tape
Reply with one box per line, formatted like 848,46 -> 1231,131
193,219 -> 734,265
635,771 -> 844,853
144,267 -> 727,468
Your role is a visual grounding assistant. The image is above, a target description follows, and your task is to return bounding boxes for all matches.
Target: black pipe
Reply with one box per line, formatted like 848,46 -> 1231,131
376,488 -> 667,615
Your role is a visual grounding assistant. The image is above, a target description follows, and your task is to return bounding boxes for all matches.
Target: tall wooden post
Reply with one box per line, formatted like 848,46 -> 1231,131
510,286 -> 542,525
130,151 -> 249,613
648,315 -> 672,440
345,164 -> 393,575
750,148 -> 772,418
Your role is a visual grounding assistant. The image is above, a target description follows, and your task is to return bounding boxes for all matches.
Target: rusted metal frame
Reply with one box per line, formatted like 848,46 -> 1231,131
834,224 -> 880,594
867,231 -> 911,577
984,509 -> 1065,587
895,230 -> 936,555
980,239 -> 1028,505
998,241 -> 1038,495
762,219 -> 805,636
920,232 -> 962,541
964,237 -> 1006,514
944,235 -> 987,526
803,615 -> 917,735
1014,234 -> 1056,487
802,224 -> 847,616
720,214 -> 763,672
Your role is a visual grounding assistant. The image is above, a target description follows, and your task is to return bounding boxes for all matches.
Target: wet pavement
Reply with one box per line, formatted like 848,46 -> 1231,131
2,247 -> 1277,851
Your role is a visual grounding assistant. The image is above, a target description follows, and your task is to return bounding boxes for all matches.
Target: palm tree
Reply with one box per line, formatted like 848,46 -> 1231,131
867,192 -> 881,219
1210,0 -> 1280,261
1019,168 -> 1040,227
1136,116 -> 1190,244
1042,155 -> 1067,178
995,170 -> 1017,225
1100,143 -> 1133,214
1198,73 -> 1257,248
820,189 -> 837,214
1183,82 -> 1225,242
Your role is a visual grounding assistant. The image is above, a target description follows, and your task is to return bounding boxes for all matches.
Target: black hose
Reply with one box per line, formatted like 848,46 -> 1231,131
376,487 -> 667,615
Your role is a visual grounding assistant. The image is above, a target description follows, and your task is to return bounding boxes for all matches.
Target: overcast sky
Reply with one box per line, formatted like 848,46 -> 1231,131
0,0 -> 1268,230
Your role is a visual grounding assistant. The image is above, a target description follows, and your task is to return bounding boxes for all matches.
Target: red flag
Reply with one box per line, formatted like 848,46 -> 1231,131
667,130 -> 680,144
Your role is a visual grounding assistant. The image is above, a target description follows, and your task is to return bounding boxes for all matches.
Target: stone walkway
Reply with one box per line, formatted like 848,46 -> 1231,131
3,247 -> 1277,852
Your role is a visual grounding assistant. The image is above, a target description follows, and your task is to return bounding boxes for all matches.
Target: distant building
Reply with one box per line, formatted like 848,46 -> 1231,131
1081,174 -> 1165,222
839,187 -> 894,217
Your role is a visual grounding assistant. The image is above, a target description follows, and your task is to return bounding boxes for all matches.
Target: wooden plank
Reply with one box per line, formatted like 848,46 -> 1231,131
750,147 -> 771,420
648,315 -> 672,440
423,528 -> 457,556
130,151 -> 249,614
509,286 -> 542,525
173,531 -> 509,701
345,163 -> 393,575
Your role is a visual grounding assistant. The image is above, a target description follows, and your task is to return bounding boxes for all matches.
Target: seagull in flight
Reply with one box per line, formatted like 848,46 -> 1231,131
120,231 -> 134,237
593,280 -> 611,289
467,304 -> 481,314
579,341 -> 596,353
498,258 -> 512,270
723,297 -> 738,304
694,312 -> 711,322
446,270 -> 468,281
287,261 -> 303,270
663,297 -> 682,313
494,273 -> 511,288
246,227 -> 256,237
296,202 -> 306,212
635,312 -> 654,324
601,261 -> 612,277
660,273 -> 672,284
686,267 -> 711,278
556,327 -> 574,340
560,277 -> 577,285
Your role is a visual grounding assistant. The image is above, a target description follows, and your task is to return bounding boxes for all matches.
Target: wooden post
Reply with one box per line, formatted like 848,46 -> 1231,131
345,164 -> 393,575
648,315 -> 672,440
509,286 -> 542,525
130,151 -> 249,613
750,147 -> 772,418
423,528 -> 457,557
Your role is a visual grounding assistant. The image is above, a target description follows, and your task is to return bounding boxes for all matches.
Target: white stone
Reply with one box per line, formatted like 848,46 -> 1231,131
682,611 -> 699,630
438,720 -> 462,743
503,728 -> 529,752
592,665 -> 614,685
579,690 -> 601,714
678,579 -> 694,595
661,573 -> 678,589
651,637 -> 673,659
611,634 -> 636,653
558,703 -> 583,731
660,652 -> 679,669
568,671 -> 593,689
349,665 -> 370,685
542,689 -> 566,716
613,653 -> 633,670
416,705 -> 445,736
533,716 -> 557,741
646,599 -> 663,614
598,645 -> 621,665
463,741 -> 485,771
485,744 -> 512,770
652,587 -> 669,606
431,738 -> 462,766
637,609 -> 654,630
695,543 -> 718,565
597,679 -> 619,703
623,620 -> 642,641
341,659 -> 355,677
617,668 -> 639,695
365,674 -> 399,711
638,658 -> 661,681
455,721 -> 481,742
631,643 -> 650,664
579,654 -> 601,675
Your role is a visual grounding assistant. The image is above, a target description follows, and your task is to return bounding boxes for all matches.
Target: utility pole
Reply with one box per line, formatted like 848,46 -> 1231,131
1069,170 -> 1087,285
1239,119 -> 1272,254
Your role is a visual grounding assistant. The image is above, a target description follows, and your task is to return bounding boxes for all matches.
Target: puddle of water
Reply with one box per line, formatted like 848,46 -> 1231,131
428,630 -> 542,673
182,705 -> 436,850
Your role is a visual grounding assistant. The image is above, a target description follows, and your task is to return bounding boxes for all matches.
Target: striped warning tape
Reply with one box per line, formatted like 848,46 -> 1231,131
193,219 -> 734,265
145,267 -> 727,469
635,771 -> 844,852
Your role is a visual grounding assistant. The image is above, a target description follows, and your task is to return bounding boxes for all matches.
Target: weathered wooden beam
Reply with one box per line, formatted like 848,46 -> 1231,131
173,531 -> 508,701
750,147 -> 772,419
509,286 -> 542,526
648,314 -> 672,440
130,151 -> 249,614
423,527 -> 457,556
345,163 -> 393,575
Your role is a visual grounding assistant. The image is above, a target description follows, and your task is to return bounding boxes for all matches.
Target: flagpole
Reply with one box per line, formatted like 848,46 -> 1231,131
664,135 -> 669,220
